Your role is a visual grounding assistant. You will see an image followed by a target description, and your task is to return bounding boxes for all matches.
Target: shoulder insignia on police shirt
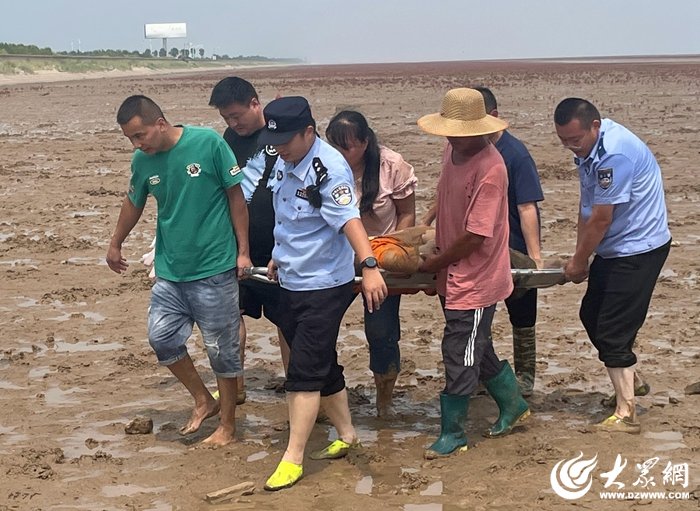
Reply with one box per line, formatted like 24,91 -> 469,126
276,170 -> 283,180
186,163 -> 202,177
597,167 -> 613,189
331,184 -> 353,206
229,165 -> 241,176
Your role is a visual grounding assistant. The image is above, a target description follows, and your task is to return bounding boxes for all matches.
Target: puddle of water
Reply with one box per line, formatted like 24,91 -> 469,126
404,505 -> 442,511
70,211 -> 104,218
244,414 -> 271,427
44,385 -> 88,406
246,450 -> 269,462
53,340 -> 123,353
63,257 -> 107,266
29,366 -> 53,379
0,424 -> 30,445
0,258 -> 37,267
16,297 -> 39,308
0,380 -> 24,390
324,424 -> 378,445
101,484 -> 167,498
645,431 -> 683,441
83,311 -> 106,322
644,430 -> 686,451
650,442 -> 687,452
139,446 -> 182,455
355,475 -> 373,495
420,481 -> 443,496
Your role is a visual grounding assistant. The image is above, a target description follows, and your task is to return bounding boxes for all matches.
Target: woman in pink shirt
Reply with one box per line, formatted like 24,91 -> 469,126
326,110 -> 417,417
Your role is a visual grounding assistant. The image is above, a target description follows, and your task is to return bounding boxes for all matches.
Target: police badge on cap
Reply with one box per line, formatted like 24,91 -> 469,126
259,97 -> 315,146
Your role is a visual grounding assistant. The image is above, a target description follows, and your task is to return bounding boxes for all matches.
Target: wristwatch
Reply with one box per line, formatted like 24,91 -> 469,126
360,256 -> 379,270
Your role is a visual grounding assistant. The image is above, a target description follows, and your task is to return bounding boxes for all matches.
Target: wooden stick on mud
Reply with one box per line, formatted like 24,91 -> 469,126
204,481 -> 256,505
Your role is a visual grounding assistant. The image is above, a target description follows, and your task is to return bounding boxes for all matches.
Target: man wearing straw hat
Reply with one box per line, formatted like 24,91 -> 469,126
417,88 -> 530,458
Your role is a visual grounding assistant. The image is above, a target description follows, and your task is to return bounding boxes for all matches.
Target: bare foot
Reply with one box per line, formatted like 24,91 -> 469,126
179,400 -> 220,435
201,425 -> 236,446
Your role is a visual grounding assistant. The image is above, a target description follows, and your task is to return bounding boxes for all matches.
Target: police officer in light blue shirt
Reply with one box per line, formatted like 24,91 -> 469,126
575,118 -> 670,258
555,98 -> 671,435
270,136 -> 358,290
257,96 -> 387,491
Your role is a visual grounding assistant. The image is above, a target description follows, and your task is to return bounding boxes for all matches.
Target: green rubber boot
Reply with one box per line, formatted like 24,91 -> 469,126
483,361 -> 530,438
512,326 -> 537,397
424,393 -> 469,459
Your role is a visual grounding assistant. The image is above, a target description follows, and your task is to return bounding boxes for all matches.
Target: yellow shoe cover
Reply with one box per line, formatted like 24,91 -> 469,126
595,414 -> 641,434
309,439 -> 358,460
210,389 -> 246,405
264,460 -> 303,491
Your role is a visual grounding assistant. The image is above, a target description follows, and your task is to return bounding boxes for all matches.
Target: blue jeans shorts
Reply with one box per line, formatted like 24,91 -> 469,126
148,269 -> 242,378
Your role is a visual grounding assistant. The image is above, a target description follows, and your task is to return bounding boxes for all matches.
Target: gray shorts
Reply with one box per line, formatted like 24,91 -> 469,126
148,269 -> 242,378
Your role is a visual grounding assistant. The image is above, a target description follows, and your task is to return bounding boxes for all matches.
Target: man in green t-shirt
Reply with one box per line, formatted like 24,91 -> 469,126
106,95 -> 251,446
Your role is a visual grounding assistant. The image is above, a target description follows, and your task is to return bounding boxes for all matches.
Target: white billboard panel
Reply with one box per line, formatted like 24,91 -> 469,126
144,23 -> 187,39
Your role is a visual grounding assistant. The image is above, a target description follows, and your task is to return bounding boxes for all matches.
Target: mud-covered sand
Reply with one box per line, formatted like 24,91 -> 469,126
1,60 -> 699,510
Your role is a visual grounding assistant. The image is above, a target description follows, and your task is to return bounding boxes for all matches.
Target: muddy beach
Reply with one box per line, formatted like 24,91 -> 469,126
0,60 -> 698,510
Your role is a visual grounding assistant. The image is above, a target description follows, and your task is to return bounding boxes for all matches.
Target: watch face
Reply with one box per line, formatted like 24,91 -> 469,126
363,257 -> 378,268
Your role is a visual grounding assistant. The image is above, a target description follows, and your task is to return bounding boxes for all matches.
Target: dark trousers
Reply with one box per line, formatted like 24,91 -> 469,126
439,299 -> 502,395
505,287 -> 537,328
580,241 -> 671,368
278,282 -> 354,396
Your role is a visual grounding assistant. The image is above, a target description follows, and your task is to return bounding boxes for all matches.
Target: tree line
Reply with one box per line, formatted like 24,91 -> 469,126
0,42 -> 298,62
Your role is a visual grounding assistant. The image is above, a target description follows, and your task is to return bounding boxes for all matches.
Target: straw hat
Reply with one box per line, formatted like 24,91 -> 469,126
418,88 -> 508,137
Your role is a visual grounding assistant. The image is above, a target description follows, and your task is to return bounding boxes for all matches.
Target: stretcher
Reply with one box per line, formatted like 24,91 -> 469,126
243,267 -> 566,290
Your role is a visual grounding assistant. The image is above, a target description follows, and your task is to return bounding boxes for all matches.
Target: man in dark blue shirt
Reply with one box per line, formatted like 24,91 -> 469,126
475,87 -> 544,397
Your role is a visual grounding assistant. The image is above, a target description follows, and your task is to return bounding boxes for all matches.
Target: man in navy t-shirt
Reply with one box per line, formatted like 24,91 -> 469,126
475,87 -> 544,397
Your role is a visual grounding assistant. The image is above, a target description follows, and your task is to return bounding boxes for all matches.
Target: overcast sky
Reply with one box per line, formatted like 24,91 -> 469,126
2,0 -> 699,63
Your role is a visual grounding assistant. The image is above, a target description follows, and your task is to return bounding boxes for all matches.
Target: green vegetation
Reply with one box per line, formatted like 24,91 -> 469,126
0,42 -> 53,55
0,41 -> 303,76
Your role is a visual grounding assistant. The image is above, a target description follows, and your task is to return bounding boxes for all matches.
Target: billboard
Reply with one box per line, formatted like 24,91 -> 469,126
144,23 -> 187,39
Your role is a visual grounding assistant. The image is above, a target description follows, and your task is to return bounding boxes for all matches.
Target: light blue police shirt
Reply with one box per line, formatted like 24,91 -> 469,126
575,118 -> 670,258
270,137 -> 360,290
240,150 -> 265,202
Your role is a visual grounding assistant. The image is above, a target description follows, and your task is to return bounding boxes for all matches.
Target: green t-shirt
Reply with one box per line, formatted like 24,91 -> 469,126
128,126 -> 243,281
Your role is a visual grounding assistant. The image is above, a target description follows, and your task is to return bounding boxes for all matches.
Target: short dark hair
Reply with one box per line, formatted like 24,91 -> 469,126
208,76 -> 258,108
554,98 -> 601,128
116,95 -> 164,125
473,86 -> 497,113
